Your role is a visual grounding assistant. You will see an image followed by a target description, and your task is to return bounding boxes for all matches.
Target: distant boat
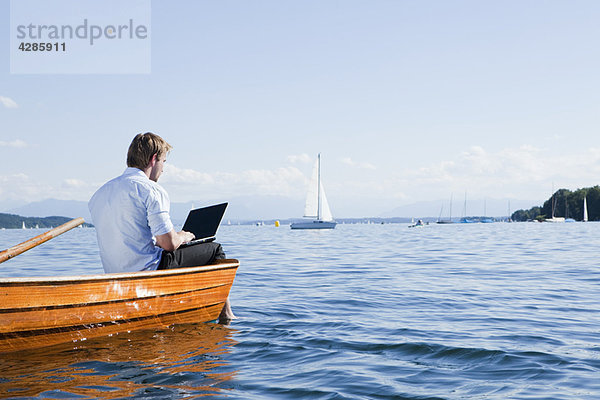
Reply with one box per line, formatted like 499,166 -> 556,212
459,192 -> 475,223
481,199 -> 494,223
545,186 -> 565,223
408,219 -> 425,228
21,221 -> 26,229
564,197 -> 575,222
437,194 -> 454,224
583,197 -> 589,222
291,154 -> 336,230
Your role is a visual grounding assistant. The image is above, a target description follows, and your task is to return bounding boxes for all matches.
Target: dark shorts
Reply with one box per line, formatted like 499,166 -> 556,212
157,241 -> 225,270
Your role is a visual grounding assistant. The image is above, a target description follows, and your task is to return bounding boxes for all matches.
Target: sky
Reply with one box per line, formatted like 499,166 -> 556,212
1,0 -> 600,218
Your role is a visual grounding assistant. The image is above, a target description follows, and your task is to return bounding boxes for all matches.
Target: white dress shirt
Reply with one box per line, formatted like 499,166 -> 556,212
88,167 -> 174,273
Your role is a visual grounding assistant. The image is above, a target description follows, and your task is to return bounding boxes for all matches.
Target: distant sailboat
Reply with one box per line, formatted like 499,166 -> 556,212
459,191 -> 475,223
437,194 -> 454,224
21,221 -> 26,229
481,198 -> 494,223
545,186 -> 565,223
291,154 -> 336,230
564,198 -> 576,222
583,196 -> 589,222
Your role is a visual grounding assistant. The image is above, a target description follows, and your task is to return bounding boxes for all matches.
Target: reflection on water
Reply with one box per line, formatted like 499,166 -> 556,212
0,323 -> 237,398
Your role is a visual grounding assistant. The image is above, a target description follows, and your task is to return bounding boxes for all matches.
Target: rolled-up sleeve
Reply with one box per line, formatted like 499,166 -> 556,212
147,186 -> 174,237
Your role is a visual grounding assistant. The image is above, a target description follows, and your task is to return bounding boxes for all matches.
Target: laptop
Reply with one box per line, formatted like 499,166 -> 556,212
180,202 -> 228,247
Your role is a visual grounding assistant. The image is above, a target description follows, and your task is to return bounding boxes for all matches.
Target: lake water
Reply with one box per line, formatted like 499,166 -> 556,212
1,222 -> 599,399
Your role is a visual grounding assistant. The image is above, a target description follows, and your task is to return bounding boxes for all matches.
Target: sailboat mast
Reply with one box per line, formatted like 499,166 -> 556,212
551,183 -> 556,218
317,153 -> 322,220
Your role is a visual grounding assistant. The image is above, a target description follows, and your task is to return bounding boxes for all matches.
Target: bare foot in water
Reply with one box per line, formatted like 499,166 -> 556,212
218,297 -> 236,324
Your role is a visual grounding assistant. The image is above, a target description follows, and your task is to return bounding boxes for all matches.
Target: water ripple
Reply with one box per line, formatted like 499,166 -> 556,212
2,223 -> 600,399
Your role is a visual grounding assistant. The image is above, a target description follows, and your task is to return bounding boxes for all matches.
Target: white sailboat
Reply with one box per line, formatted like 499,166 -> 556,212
291,153 -> 336,230
545,186 -> 565,223
437,193 -> 454,224
583,196 -> 589,222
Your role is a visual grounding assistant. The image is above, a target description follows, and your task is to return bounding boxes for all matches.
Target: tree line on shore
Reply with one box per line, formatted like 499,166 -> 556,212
0,213 -> 93,229
511,186 -> 600,222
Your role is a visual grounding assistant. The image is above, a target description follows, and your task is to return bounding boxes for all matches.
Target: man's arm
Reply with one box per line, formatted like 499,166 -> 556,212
155,229 -> 195,251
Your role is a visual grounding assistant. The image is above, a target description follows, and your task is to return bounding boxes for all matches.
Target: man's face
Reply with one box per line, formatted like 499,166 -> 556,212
149,154 -> 166,182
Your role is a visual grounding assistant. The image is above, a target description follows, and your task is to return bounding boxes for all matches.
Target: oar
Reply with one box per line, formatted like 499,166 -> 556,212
0,217 -> 85,264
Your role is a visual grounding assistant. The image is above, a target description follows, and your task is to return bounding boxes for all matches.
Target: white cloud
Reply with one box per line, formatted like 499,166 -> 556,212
0,139 -> 27,148
389,145 -> 600,202
5,145 -> 599,217
0,173 -> 29,183
340,157 -> 376,170
160,165 -> 214,184
161,163 -> 308,200
63,178 -> 87,187
0,173 -> 99,204
0,173 -> 50,201
0,96 -> 18,109
0,164 -> 310,207
287,153 -> 312,164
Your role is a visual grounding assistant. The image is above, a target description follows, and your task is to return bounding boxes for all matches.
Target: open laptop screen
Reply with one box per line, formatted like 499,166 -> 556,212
181,202 -> 228,242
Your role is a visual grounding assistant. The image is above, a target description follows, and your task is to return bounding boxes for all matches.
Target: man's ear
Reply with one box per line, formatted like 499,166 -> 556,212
149,153 -> 158,166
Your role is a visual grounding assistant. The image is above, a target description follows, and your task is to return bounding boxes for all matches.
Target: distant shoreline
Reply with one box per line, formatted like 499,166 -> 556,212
0,213 -> 93,230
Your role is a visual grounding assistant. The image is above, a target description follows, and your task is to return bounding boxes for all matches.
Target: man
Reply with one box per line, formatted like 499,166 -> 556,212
89,132 -> 235,322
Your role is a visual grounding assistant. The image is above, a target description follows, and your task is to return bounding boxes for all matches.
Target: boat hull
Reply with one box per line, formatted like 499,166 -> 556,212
290,221 -> 337,229
0,259 -> 239,352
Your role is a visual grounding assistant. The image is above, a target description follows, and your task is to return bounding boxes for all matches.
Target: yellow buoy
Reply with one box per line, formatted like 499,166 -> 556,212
275,220 -> 280,227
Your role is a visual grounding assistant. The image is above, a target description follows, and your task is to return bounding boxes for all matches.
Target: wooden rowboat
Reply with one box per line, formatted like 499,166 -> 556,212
0,259 -> 239,353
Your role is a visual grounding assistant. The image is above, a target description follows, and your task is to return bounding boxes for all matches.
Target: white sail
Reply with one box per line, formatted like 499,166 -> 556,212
320,182 -> 333,221
292,153 -> 336,229
303,158 -> 320,218
584,197 -> 588,222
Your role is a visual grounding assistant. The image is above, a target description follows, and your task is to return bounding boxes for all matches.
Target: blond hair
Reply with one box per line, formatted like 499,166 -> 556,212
126,132 -> 173,169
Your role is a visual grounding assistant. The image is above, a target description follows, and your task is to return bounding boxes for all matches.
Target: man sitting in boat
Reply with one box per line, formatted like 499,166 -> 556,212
89,132 -> 235,323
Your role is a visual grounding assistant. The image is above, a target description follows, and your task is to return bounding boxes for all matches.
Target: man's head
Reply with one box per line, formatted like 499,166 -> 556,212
127,132 -> 173,181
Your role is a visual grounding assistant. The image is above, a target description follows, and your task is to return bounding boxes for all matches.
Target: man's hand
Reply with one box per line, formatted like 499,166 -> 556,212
155,229 -> 195,251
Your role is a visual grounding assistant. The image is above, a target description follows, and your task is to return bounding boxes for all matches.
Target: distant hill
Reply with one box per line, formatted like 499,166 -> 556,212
0,213 -> 93,229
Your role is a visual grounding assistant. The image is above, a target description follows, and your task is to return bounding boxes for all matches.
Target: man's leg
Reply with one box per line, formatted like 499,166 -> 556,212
158,242 -> 225,269
158,242 -> 235,323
